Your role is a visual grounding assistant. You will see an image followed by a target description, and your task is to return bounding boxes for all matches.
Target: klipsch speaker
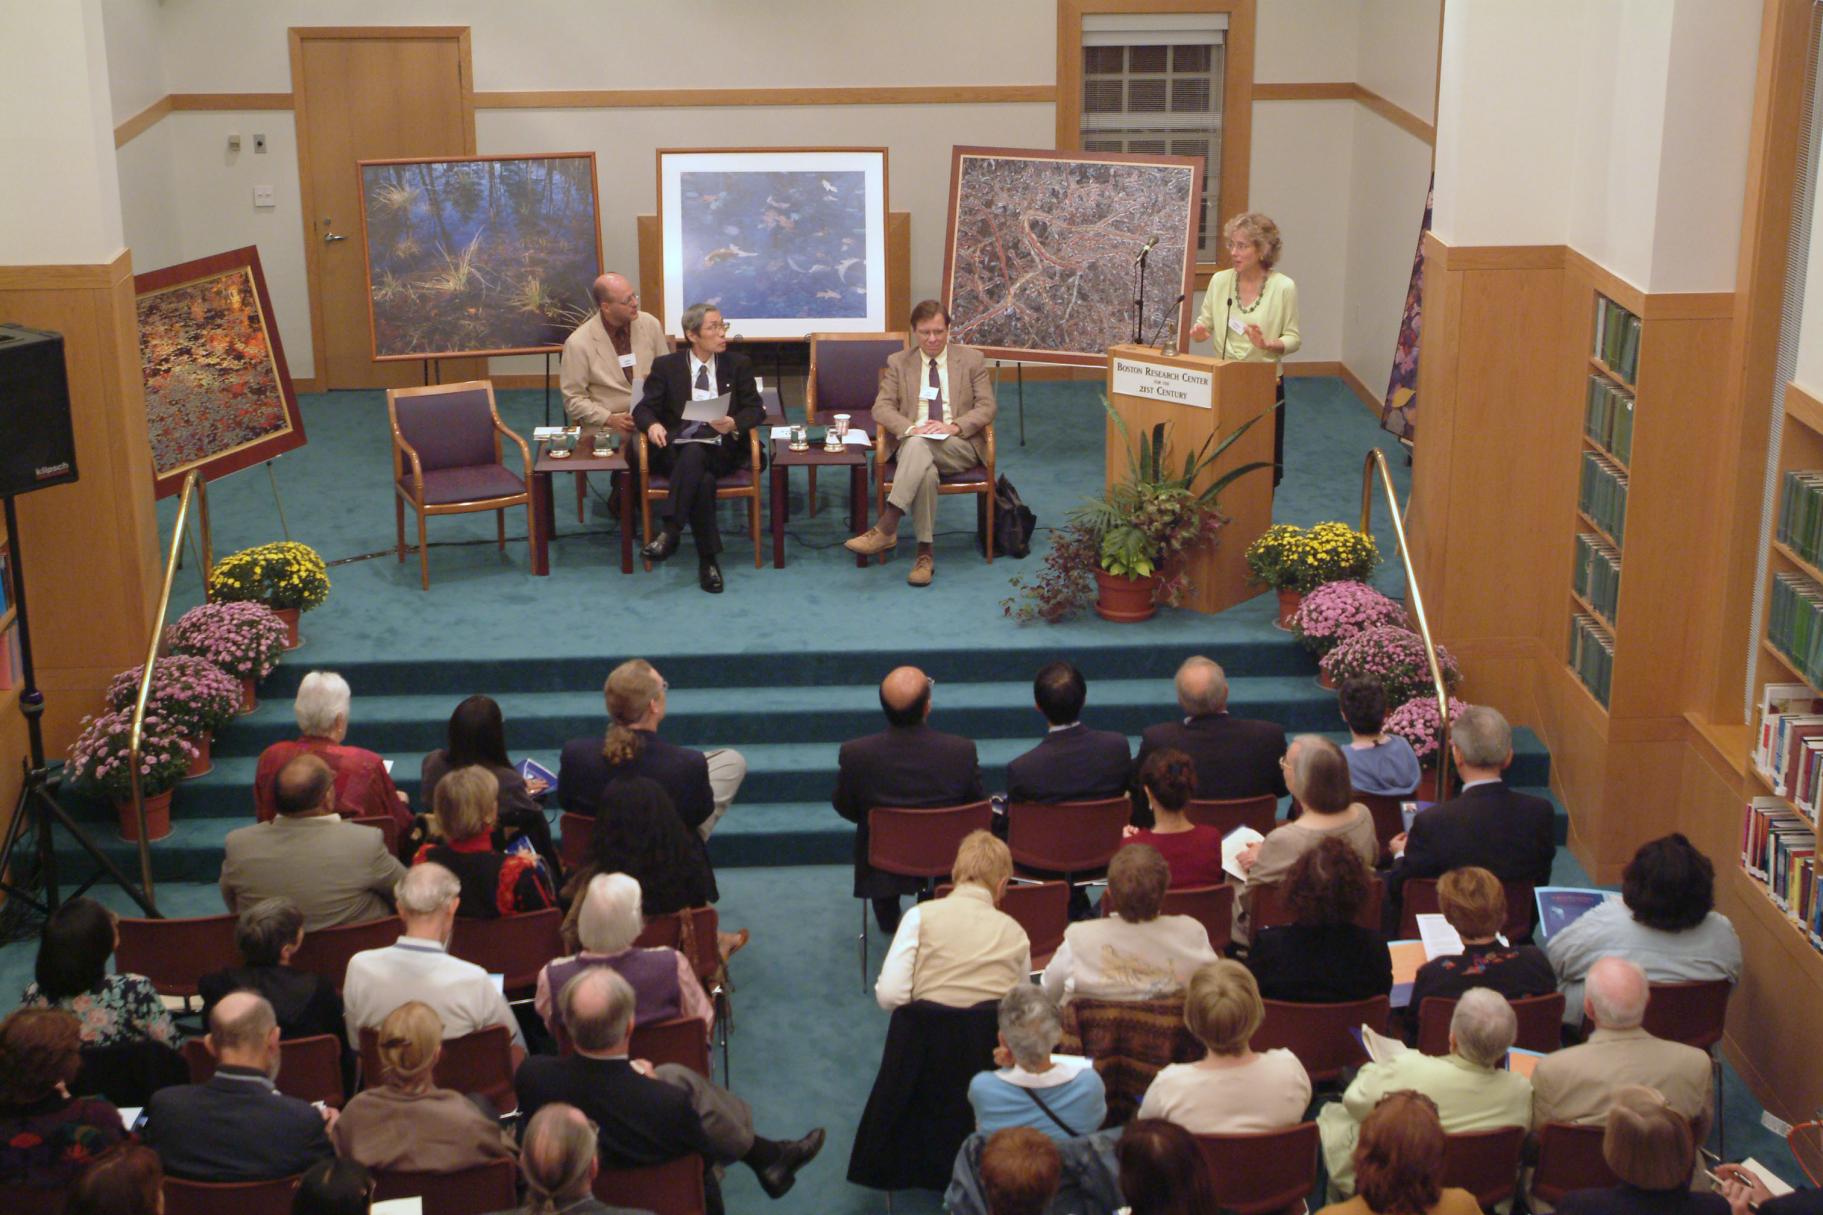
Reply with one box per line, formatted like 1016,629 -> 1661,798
0,324 -> 79,498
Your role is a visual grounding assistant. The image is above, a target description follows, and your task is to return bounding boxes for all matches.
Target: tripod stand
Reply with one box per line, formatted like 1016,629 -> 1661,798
0,493 -> 156,941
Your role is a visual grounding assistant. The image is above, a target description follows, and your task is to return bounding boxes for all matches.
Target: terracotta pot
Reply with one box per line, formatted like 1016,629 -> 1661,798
1316,669 -> 1337,690
273,606 -> 302,650
115,788 -> 173,842
1275,588 -> 1302,630
238,677 -> 259,715
1094,569 -> 1159,623
183,732 -> 213,778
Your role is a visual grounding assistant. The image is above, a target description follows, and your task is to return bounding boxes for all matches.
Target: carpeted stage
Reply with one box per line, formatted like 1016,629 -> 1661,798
4,375 -> 1803,1208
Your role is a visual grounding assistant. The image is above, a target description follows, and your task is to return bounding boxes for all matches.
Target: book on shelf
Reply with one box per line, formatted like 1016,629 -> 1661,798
1756,684 -> 1823,773
1577,451 -> 1629,546
1571,532 -> 1622,624
0,624 -> 15,692
1742,797 -> 1820,931
1594,295 -> 1642,384
1769,571 -> 1823,685
1568,613 -> 1615,706
1778,470 -> 1823,568
1583,374 -> 1635,464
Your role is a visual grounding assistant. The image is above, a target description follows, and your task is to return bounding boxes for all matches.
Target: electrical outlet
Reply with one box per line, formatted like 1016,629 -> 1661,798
253,185 -> 276,209
253,133 -> 266,154
226,132 -> 241,153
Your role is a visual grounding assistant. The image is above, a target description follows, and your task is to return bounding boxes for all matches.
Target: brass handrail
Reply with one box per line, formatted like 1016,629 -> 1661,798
1360,450 -> 1455,803
125,469 -> 208,912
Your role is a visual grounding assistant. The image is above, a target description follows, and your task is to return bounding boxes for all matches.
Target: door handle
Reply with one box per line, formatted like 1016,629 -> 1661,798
324,233 -> 348,243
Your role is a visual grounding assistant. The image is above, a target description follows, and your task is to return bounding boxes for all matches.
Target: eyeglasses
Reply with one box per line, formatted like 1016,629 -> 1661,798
699,321 -> 729,334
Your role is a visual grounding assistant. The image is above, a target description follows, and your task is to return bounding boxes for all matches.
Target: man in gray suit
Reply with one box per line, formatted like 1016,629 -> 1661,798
1530,956 -> 1714,1140
845,299 -> 996,586
220,754 -> 406,931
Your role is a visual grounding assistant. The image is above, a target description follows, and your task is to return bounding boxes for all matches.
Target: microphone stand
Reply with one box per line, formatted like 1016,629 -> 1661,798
1132,245 -> 1150,345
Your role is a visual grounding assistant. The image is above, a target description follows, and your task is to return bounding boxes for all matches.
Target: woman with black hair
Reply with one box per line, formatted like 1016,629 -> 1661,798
292,1157 -> 375,1215
421,694 -> 559,872
19,897 -> 175,1049
1545,833 -> 1743,1027
1114,1118 -> 1220,1215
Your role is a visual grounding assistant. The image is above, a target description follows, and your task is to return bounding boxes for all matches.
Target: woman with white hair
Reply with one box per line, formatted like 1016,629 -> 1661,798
968,985 -> 1107,1142
534,872 -> 711,1049
252,669 -> 411,835
1316,987 -> 1532,1198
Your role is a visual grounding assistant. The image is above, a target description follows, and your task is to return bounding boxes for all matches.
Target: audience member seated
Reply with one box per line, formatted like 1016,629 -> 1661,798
144,991 -> 335,1181
515,968 -> 824,1202
1318,988 -> 1530,1197
422,693 -> 559,872
1338,677 -> 1421,797
979,1126 -> 1063,1215
1556,1086 -> 1728,1215
1531,958 -> 1713,1140
1386,706 -> 1555,914
494,1102 -> 653,1215
1005,661 -> 1132,804
968,985 -> 1108,1142
1404,866 -> 1554,1037
1136,960 -> 1311,1133
537,873 -> 712,1047
198,897 -> 346,1048
1121,749 -> 1225,888
1115,1118 -> 1220,1215
1041,844 -> 1217,1005
1547,833 -> 1743,1029
330,1000 -> 513,1172
293,1158 -> 375,1215
1235,735 -> 1378,945
834,664 -> 984,935
876,830 -> 1031,1011
413,764 -> 556,917
343,863 -> 526,1054
254,671 -> 410,832
1316,1090 -> 1482,1215
221,754 -> 407,931
63,1143 -> 163,1215
0,1008 -> 126,1191
20,897 -> 175,1049
1132,656 -> 1288,821
558,659 -> 746,845
1248,837 -> 1393,1003
1715,1166 -> 1823,1215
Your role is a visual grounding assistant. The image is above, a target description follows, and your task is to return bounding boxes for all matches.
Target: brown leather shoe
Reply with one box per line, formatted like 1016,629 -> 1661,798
907,553 -> 934,586
843,527 -> 898,556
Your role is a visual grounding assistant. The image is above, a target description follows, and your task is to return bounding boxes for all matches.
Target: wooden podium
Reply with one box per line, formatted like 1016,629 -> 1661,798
1105,344 -> 1277,615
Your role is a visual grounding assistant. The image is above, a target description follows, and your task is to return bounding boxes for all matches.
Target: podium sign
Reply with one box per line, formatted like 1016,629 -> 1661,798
1105,344 -> 1276,615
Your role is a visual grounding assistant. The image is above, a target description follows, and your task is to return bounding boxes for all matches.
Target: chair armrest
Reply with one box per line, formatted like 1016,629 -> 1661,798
393,431 -> 425,496
636,433 -> 651,475
497,421 -> 533,477
748,428 -> 762,473
983,422 -> 996,477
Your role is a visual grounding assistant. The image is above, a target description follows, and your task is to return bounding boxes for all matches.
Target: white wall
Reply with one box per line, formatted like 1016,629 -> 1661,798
1244,100 -> 1356,364
1343,106 -> 1432,401
1357,0 -> 1440,124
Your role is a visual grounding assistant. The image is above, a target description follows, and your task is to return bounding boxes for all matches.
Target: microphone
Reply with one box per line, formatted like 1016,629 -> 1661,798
1218,292 -> 1236,359
1146,293 -> 1186,349
1133,235 -> 1160,264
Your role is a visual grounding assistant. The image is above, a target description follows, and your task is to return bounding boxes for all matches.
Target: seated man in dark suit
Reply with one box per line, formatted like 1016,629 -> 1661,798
1005,661 -> 1132,805
1131,656 -> 1287,825
834,665 -> 984,934
143,991 -> 335,1182
1385,704 -> 1555,916
515,967 -> 823,1204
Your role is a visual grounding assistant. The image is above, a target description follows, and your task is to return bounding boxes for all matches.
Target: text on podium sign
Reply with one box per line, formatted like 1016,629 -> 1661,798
1111,357 -> 1213,407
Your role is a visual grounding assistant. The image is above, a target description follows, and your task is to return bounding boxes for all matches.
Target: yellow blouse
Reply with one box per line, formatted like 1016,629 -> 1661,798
1196,268 -> 1302,366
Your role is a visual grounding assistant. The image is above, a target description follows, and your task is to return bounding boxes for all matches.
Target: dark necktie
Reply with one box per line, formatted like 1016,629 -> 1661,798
928,358 -> 943,425
683,362 -> 710,439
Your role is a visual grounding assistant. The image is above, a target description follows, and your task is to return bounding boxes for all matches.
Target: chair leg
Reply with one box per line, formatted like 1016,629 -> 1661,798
523,501 -> 535,572
985,487 -> 995,562
641,494 -> 655,572
394,497 -> 405,562
858,900 -> 868,994
750,494 -> 762,569
575,471 -> 587,523
1713,1055 -> 1725,1160
807,466 -> 819,516
496,508 -> 506,551
415,510 -> 430,591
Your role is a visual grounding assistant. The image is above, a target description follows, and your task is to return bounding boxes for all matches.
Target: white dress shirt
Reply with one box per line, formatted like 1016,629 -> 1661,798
343,935 -> 524,1048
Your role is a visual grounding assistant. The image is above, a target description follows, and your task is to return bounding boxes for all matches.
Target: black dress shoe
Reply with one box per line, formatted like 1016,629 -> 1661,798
756,1128 -> 825,1199
699,561 -> 724,594
641,531 -> 680,561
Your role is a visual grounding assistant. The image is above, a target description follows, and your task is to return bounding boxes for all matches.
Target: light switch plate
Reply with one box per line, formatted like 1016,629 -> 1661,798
253,185 -> 276,208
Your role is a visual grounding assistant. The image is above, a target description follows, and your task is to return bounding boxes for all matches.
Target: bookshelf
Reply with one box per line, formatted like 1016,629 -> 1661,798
1565,293 -> 1637,708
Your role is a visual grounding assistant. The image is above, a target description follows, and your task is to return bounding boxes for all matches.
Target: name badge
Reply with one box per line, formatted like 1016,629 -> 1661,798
919,385 -> 939,401
618,353 -> 637,369
1227,316 -> 1248,336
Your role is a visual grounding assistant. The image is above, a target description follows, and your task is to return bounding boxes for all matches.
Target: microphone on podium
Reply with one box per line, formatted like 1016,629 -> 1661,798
1145,294 -> 1186,350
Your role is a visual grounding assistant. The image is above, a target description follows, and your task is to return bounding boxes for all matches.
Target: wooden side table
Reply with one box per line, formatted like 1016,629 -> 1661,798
769,439 -> 871,568
531,431 -> 633,575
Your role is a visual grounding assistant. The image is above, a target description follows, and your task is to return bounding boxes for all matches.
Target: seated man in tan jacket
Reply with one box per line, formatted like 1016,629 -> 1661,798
559,272 -> 670,432
1530,956 -> 1714,1141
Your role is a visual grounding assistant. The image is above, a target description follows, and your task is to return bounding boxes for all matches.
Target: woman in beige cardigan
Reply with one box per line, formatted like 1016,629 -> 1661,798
1233,734 -> 1378,945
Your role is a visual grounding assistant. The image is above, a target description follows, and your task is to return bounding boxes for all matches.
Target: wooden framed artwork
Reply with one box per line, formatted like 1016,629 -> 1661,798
134,246 -> 307,499
657,148 -> 889,340
942,146 -> 1202,367
356,153 -> 604,360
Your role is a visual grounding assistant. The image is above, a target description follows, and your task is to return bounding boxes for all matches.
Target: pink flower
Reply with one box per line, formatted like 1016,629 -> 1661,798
1289,581 -> 1411,657
1319,626 -> 1462,706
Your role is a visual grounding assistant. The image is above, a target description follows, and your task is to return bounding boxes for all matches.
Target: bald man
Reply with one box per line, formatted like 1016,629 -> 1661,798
834,666 -> 983,933
1130,655 -> 1287,825
560,272 -> 670,430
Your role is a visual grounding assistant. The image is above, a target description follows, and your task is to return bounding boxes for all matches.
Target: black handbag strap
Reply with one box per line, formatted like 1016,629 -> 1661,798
1021,1082 -> 1080,1138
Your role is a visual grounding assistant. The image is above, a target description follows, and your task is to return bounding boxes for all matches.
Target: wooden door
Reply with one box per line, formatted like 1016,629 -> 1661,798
291,27 -> 481,389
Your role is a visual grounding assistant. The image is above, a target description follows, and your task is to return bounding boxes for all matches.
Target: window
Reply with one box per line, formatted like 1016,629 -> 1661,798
1080,13 -> 1228,260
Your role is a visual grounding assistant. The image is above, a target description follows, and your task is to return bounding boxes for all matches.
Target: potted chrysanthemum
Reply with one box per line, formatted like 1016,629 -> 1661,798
1290,581 -> 1412,679
1384,693 -> 1472,798
166,601 -> 289,713
1244,524 -> 1308,626
106,655 -> 242,778
207,541 -> 330,649
67,709 -> 195,840
1319,625 -> 1463,707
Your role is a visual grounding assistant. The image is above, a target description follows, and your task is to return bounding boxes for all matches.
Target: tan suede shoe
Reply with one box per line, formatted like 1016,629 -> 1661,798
844,527 -> 898,556
907,553 -> 934,586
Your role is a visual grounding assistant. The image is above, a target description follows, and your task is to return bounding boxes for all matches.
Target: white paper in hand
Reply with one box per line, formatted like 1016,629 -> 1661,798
1221,826 -> 1265,881
1737,1159 -> 1796,1197
682,392 -> 731,423
1359,1023 -> 1408,1063
1416,913 -> 1464,959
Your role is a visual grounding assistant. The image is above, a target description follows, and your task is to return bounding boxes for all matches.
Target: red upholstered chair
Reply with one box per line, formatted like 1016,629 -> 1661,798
1416,991 -> 1565,1056
1185,794 -> 1278,837
629,1014 -> 712,1076
596,1153 -> 707,1215
1531,1121 -> 1619,1204
1253,996 -> 1390,1085
0,1185 -> 65,1215
1443,1125 -> 1527,1208
1251,876 -> 1384,934
163,1174 -> 301,1215
182,1033 -> 346,1107
449,907 -> 564,1000
860,801 -> 995,989
1161,884 -> 1237,953
936,879 -> 1070,970
345,813 -> 400,857
636,906 -> 731,1081
636,429 -> 764,570
1006,797 -> 1130,886
558,810 -> 594,874
1641,978 -> 1732,1154
115,913 -> 239,1006
290,917 -> 399,992
804,332 -> 902,513
1354,791 -> 1407,864
372,1158 -> 518,1215
1398,877 -> 1537,942
387,380 -> 532,591
1195,1122 -> 1320,1215
360,1024 -> 516,1113
873,421 -> 997,561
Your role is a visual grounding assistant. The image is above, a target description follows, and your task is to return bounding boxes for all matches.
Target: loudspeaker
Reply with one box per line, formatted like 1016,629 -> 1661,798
0,324 -> 79,498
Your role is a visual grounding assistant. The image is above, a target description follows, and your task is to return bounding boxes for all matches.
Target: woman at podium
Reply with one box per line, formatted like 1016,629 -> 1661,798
1189,212 -> 1301,486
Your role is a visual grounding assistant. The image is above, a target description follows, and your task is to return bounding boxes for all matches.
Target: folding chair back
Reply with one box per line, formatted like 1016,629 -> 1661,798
1641,979 -> 1731,1051
1399,877 -> 1537,942
1006,798 -> 1130,875
1416,992 -> 1564,1056
1195,1122 -> 1320,1215
1531,1121 -> 1619,1204
115,914 -> 239,999
291,918 -> 399,991
346,814 -> 400,857
630,1015 -> 712,1076
183,1034 -> 346,1107
595,1153 -> 707,1215
1353,791 -> 1407,862
1442,1125 -> 1527,1208
372,1159 -> 518,1215
1161,884 -> 1236,953
360,1024 -> 516,1113
1253,996 -> 1390,1084
935,879 -> 1070,967
163,1174 -> 301,1215
1185,795 -> 1278,837
0,1186 -> 65,1215
558,811 -> 594,874
449,907 -> 565,996
868,802 -> 995,880
636,906 -> 723,989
